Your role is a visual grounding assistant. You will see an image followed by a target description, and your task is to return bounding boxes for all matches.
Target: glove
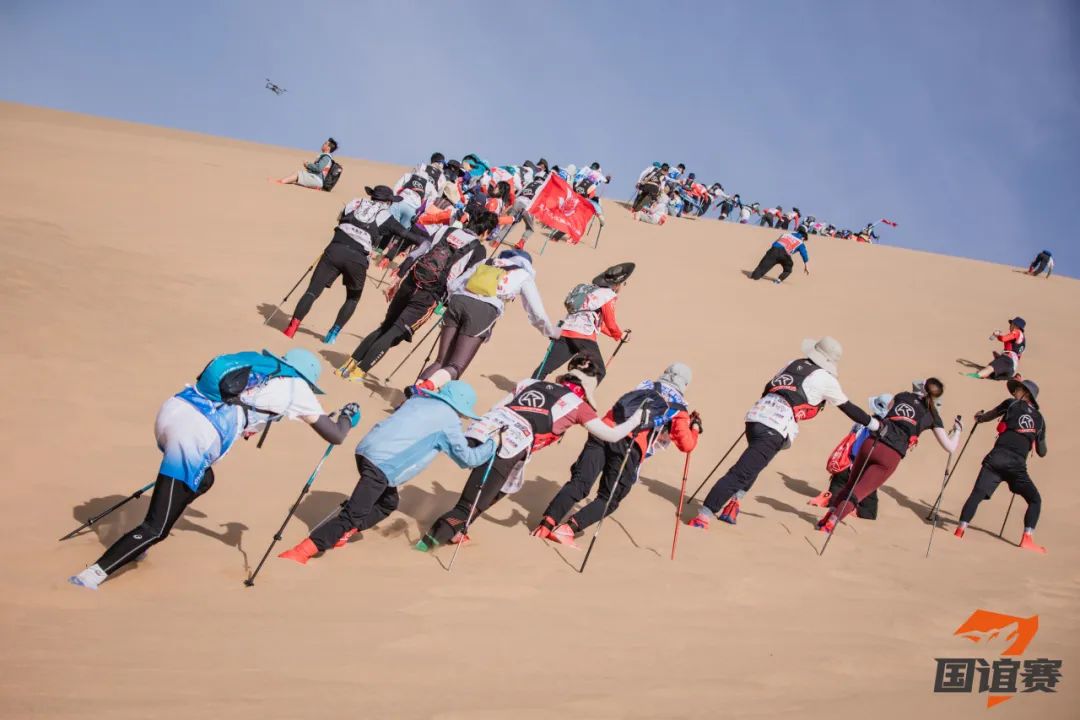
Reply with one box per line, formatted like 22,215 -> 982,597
689,411 -> 704,434
339,403 -> 362,428
952,415 -> 963,434
974,410 -> 985,424
454,202 -> 465,210
872,418 -> 890,440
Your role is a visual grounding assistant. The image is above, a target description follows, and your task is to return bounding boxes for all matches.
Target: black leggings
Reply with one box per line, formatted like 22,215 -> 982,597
959,447 -> 1042,529
309,455 -> 398,551
541,436 -> 643,533
424,448 -> 527,544
750,246 -> 794,281
292,242 -> 368,327
533,336 -> 606,383
95,470 -> 214,576
702,422 -> 785,513
351,282 -> 440,372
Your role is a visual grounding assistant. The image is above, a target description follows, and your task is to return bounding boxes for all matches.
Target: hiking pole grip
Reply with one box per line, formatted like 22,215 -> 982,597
819,437 -> 879,557
244,444 -> 334,587
686,431 -> 746,505
58,481 -> 156,541
607,329 -> 631,368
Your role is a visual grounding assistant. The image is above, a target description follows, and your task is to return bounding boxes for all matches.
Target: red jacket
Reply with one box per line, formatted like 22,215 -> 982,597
602,409 -> 699,457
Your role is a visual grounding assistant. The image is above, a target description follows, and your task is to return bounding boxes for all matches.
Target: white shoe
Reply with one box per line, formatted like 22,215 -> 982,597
68,564 -> 107,590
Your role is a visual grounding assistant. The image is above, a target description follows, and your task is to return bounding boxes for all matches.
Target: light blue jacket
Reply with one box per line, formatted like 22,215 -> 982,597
356,396 -> 495,487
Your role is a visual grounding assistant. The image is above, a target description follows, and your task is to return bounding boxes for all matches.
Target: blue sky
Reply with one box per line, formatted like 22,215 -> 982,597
3,1 -> 1077,274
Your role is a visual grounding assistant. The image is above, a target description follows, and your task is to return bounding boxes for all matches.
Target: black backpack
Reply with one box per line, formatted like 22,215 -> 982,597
611,383 -> 679,434
322,156 -> 343,192
411,239 -> 456,290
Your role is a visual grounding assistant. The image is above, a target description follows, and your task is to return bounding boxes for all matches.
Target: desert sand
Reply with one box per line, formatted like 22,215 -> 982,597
1,102 -> 1077,719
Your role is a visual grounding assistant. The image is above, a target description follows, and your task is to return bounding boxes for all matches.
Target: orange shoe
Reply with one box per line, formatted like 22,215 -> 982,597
283,317 -> 300,338
278,538 -> 318,565
378,257 -> 390,270
514,238 -> 527,250
1019,532 -> 1047,554
807,491 -> 831,508
449,532 -> 471,545
333,528 -> 358,549
817,512 -> 837,534
550,524 -> 578,546
954,526 -> 965,539
415,379 -> 436,393
531,516 -> 557,539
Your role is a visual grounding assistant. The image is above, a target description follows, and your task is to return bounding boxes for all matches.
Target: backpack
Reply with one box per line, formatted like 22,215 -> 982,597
322,157 -> 343,192
411,239 -> 456,290
465,261 -> 507,298
611,382 -> 680,433
564,283 -> 597,314
195,351 -> 302,406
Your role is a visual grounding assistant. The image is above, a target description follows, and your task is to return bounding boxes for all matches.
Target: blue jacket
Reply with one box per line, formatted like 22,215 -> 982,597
356,396 -> 495,487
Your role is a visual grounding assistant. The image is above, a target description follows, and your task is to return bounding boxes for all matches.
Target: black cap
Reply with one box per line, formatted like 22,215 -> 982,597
364,185 -> 402,202
1009,317 -> 1026,331
430,152 -> 445,164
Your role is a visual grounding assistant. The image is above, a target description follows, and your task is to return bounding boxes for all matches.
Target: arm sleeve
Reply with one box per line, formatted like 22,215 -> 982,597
310,414 -> 351,445
931,426 -> 961,454
584,411 -> 642,442
379,215 -> 431,248
837,401 -> 872,426
796,245 -> 809,263
520,278 -> 559,338
598,300 -> 623,340
669,411 -> 700,452
444,429 -> 496,469
978,399 -> 1011,423
1036,424 -> 1047,457
419,207 -> 454,226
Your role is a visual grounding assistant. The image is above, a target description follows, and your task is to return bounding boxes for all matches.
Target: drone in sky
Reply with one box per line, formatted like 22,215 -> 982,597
265,79 -> 287,96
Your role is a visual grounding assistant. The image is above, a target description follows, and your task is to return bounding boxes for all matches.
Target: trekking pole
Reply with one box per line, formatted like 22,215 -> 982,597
819,438 -> 879,557
263,256 -> 320,326
686,431 -> 746,505
606,329 -> 631,368
540,231 -> 553,256
447,432 -> 505,573
593,223 -> 603,250
925,451 -> 954,558
58,482 -> 156,541
244,443 -> 335,587
580,408 -> 652,574
533,340 -> 555,380
413,320 -> 444,384
925,424 -> 977,520
671,451 -> 693,560
383,315 -> 442,384
998,495 -> 1016,539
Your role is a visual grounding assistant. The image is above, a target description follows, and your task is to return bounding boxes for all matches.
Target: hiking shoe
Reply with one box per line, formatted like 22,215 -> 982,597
283,318 -> 300,338
1019,532 -> 1047,554
333,528 -> 358,549
817,513 -> 837,534
719,499 -> 740,525
414,535 -> 439,552
323,325 -> 341,345
687,515 -> 710,530
549,524 -> 577,546
954,527 -> 965,539
415,379 -> 436,393
514,238 -> 527,250
68,564 -> 107,590
963,372 -> 982,379
807,491 -> 831,508
377,257 -> 390,270
278,538 -> 318,565
531,516 -> 557,539
449,532 -> 471,545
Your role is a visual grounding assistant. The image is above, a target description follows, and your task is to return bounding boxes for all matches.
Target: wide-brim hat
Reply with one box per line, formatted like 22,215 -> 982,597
593,262 -> 636,287
1008,316 -> 1026,331
419,380 -> 481,419
801,336 -> 842,377
365,185 -> 402,203
1007,378 -> 1039,408
263,348 -> 324,394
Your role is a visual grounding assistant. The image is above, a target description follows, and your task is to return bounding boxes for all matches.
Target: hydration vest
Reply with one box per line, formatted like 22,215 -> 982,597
506,381 -> 576,451
996,399 -> 1040,453
1011,331 -> 1026,358
763,360 -> 824,422
335,198 -> 382,253
882,391 -> 936,457
777,233 -> 805,255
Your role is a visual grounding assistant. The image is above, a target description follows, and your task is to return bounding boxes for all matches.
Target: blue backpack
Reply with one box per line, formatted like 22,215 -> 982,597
611,382 -> 686,434
195,351 -> 303,406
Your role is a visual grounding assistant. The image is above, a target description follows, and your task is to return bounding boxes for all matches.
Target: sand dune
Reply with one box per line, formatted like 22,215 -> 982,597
1,103 -> 1077,719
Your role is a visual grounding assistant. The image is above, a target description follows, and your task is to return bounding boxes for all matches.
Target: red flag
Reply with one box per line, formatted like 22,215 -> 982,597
878,218 -> 898,227
525,174 -> 597,243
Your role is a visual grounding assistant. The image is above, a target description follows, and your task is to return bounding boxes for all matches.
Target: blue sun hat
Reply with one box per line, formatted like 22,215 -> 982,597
869,393 -> 893,419
265,348 -> 324,394
420,380 -> 481,419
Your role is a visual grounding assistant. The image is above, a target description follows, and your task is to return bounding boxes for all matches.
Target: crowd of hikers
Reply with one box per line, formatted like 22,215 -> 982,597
629,160 -> 893,242
65,145 -> 1054,591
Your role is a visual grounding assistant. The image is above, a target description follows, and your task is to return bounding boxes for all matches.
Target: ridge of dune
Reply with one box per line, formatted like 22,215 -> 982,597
1,103 -> 1076,720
